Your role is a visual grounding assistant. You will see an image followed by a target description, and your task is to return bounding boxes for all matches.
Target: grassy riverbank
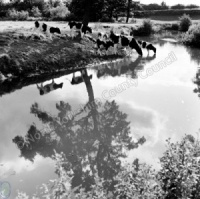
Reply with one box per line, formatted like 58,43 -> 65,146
0,19 -> 197,79
0,23 -> 125,78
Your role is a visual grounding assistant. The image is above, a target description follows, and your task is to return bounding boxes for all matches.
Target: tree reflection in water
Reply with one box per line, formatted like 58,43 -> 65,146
13,68 -> 145,193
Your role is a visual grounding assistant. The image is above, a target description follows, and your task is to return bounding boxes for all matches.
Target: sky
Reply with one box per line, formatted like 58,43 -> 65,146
140,0 -> 200,6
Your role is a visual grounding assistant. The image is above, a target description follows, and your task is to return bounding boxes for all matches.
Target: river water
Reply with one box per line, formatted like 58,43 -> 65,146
0,39 -> 200,198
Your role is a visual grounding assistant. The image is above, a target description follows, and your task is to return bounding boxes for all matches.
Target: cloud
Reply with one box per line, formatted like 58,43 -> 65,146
120,103 -> 155,129
120,101 -> 167,146
119,100 -> 169,168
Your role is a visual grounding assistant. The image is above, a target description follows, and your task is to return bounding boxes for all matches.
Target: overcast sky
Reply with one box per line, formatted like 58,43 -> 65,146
140,0 -> 200,6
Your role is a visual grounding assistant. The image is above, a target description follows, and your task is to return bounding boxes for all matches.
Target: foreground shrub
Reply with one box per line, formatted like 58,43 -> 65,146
159,135 -> 200,199
115,159 -> 163,198
7,9 -> 29,20
179,14 -> 192,32
182,23 -> 200,47
49,5 -> 70,20
131,19 -> 153,36
16,152 -> 163,199
15,134 -> 200,199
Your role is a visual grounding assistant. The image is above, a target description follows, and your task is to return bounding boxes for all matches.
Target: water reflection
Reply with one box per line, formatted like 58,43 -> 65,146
96,54 -> 156,79
0,39 -> 200,197
36,79 -> 63,95
0,69 -> 73,97
194,69 -> 200,98
189,46 -> 200,98
186,46 -> 200,65
12,68 -> 145,193
71,69 -> 93,85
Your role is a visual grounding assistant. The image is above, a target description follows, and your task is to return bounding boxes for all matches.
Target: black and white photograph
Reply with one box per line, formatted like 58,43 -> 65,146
0,0 -> 200,198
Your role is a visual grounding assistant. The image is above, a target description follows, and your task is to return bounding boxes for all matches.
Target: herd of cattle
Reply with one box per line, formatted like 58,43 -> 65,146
34,20 -> 156,57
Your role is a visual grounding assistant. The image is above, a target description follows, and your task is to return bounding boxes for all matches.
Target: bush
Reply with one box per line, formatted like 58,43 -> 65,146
7,9 -> 29,20
31,6 -> 42,17
100,15 -> 115,22
172,23 -> 179,30
159,135 -> 200,198
179,14 -> 192,32
132,19 -> 153,36
49,5 -> 70,20
182,23 -> 200,47
163,23 -> 179,31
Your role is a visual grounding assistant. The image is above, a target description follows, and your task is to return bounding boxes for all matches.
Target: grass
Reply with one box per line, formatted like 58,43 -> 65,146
0,22 -> 126,78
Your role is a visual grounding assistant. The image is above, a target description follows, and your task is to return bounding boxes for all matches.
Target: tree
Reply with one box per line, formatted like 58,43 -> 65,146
126,0 -> 131,23
31,6 -> 42,17
82,0 -> 94,25
126,0 -> 142,23
103,0 -> 126,20
171,4 -> 185,10
69,0 -> 103,22
161,1 -> 168,9
143,3 -> 166,11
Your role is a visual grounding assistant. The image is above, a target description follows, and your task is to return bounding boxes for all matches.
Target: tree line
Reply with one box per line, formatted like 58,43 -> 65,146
0,0 -> 199,23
